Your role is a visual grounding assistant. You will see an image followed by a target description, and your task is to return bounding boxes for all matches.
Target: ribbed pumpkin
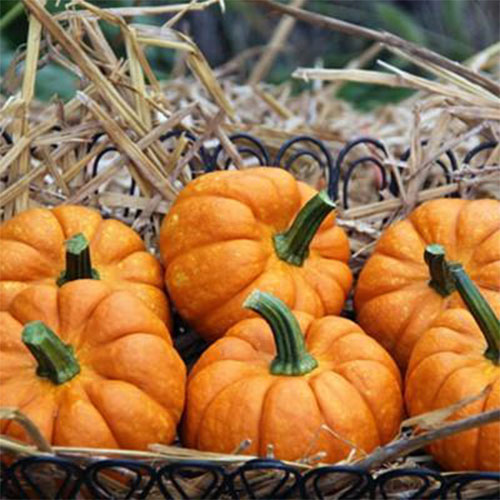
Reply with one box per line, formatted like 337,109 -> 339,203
0,280 -> 185,450
355,198 -> 500,369
406,245 -> 499,471
160,167 -> 352,342
0,205 -> 170,326
183,291 -> 403,462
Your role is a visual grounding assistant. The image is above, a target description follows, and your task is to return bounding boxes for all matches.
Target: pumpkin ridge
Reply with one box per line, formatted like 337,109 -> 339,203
429,359 -> 486,410
0,209 -> 65,263
196,373 -> 265,450
299,262 -> 344,316
192,262 -> 284,326
0,239 -> 59,278
331,365 -> 381,444
452,199 -> 471,259
256,377 -> 279,457
88,333 -> 182,410
391,292 -> 450,364
169,237 -> 265,267
407,336 -> 482,377
89,220 -> 144,266
189,361 -> 262,446
408,215 -> 430,248
3,386 -> 42,437
475,376 -> 499,469
471,225 -> 500,264
82,382 -> 123,447
308,372 -> 371,458
307,329 -> 364,359
51,206 -> 101,244
387,287 -> 438,355
304,256 -> 353,296
372,250 -> 427,270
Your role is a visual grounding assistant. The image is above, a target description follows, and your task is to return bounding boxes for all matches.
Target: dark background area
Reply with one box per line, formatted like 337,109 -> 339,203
1,0 -> 498,109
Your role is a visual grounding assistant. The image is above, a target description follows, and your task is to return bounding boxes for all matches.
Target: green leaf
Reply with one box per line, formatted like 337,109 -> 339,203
336,82 -> 415,111
376,3 -> 427,46
35,63 -> 79,101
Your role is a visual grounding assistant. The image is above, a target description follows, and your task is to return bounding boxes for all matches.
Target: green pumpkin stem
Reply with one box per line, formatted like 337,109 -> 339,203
22,321 -> 81,384
449,263 -> 500,365
56,233 -> 99,286
244,290 -> 318,376
273,190 -> 335,267
424,244 -> 456,297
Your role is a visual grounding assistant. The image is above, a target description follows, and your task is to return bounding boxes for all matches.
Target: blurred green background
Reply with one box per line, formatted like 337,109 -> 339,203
0,0 -> 498,110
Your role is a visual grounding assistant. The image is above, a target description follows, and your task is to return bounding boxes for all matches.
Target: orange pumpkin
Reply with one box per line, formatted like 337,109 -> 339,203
355,198 -> 500,369
0,205 -> 170,326
183,290 -> 403,462
160,167 -> 352,342
0,280 -> 186,449
406,245 -> 500,471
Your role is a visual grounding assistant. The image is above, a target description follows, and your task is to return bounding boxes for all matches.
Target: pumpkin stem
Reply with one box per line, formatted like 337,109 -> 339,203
449,263 -> 500,365
56,233 -> 99,286
273,190 -> 335,267
244,290 -> 318,376
424,244 -> 456,297
22,321 -> 81,384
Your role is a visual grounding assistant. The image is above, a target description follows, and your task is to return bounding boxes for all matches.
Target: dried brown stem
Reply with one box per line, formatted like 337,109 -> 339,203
255,0 -> 500,95
356,408 -> 500,470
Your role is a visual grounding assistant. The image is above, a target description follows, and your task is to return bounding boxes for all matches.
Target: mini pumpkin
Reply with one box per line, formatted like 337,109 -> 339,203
0,280 -> 186,450
160,167 -> 352,342
355,198 -> 500,369
183,290 -> 403,462
405,245 -> 499,471
0,205 -> 170,326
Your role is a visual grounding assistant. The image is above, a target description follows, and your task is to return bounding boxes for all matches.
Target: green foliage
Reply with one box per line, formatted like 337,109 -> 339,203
375,3 -> 427,46
336,83 -> 415,111
0,0 -> 496,111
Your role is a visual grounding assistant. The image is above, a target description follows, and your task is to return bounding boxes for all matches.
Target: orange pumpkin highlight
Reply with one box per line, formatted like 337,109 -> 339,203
0,205 -> 170,326
406,246 -> 500,471
160,167 -> 352,342
0,280 -> 186,450
183,291 -> 403,462
355,198 -> 500,369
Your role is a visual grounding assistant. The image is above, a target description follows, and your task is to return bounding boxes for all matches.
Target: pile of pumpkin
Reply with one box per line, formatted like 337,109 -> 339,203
1,167 -> 498,472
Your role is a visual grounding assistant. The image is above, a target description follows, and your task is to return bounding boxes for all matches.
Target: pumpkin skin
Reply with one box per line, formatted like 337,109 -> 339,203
160,167 -> 352,342
183,294 -> 403,462
354,199 -> 500,369
0,280 -> 186,450
405,309 -> 499,471
0,205 -> 171,327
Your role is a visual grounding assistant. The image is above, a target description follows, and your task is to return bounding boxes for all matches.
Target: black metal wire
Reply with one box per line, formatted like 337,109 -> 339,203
463,141 -> 498,165
302,465 -> 374,499
157,461 -> 225,499
390,141 -> 458,196
84,459 -> 156,499
335,136 -> 389,208
342,156 -> 388,210
273,135 -> 338,200
160,130 -> 212,177
444,472 -> 500,500
209,133 -> 270,172
376,468 -> 445,499
1,129 -> 13,145
227,458 -> 302,499
3,456 -> 83,499
1,455 -> 499,499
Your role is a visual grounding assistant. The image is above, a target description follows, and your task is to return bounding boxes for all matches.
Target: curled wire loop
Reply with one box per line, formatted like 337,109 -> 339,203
335,136 -> 389,209
273,135 -> 338,201
209,133 -> 270,172
1,455 -> 498,499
